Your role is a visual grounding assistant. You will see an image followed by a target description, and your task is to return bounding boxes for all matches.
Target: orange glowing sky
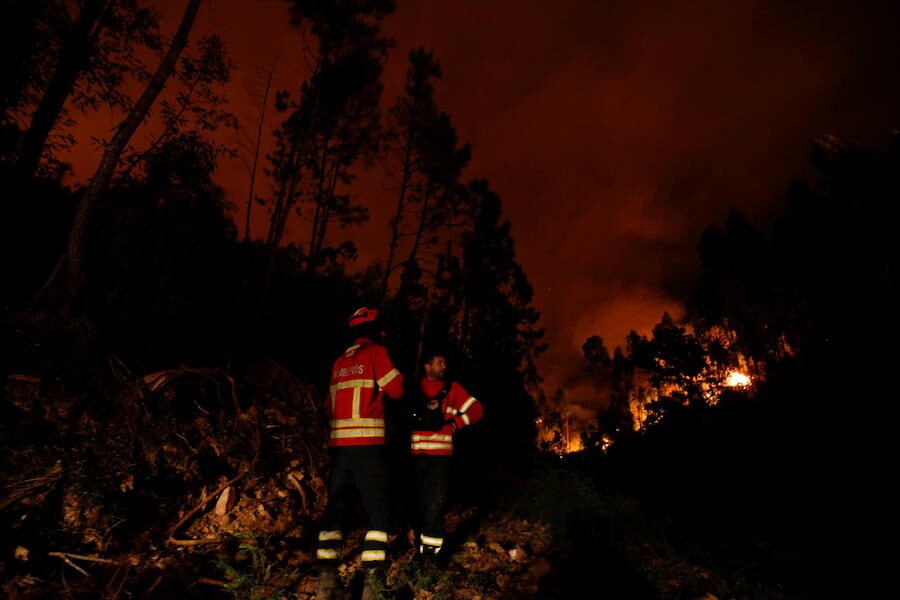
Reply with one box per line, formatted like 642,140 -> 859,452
62,0 -> 900,409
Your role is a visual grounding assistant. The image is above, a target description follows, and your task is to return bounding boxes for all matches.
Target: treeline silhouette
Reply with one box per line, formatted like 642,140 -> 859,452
2,2 -> 897,596
571,132 -> 899,596
0,0 -> 545,493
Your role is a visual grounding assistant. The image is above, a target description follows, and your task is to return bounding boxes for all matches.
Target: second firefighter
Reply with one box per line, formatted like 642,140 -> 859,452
408,351 -> 483,562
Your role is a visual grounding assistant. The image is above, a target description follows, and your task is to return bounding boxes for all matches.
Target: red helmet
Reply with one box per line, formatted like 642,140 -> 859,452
348,307 -> 378,329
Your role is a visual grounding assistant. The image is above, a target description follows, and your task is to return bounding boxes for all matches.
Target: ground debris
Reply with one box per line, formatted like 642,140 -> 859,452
1,351 -> 328,597
1,341 -> 755,599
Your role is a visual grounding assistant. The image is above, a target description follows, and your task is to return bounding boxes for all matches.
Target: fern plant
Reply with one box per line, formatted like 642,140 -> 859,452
213,531 -> 297,600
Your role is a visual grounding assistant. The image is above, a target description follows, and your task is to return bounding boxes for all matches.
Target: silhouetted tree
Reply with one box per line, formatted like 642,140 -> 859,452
263,0 -> 394,257
1,0 -> 60,159
450,180 -> 545,469
236,56 -> 278,241
49,0 -> 202,312
119,34 -> 237,181
2,1 -> 165,304
303,42 -> 387,270
689,211 -> 788,375
622,132 -> 900,589
88,132 -> 237,365
382,47 -> 471,291
583,335 -> 633,445
12,0 -> 162,182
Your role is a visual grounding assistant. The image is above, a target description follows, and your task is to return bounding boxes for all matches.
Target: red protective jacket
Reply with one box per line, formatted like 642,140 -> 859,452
327,337 -> 403,446
410,378 -> 483,456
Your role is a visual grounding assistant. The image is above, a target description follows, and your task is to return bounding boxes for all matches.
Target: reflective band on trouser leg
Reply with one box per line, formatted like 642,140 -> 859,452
418,533 -> 443,554
361,529 -> 388,569
316,529 -> 342,566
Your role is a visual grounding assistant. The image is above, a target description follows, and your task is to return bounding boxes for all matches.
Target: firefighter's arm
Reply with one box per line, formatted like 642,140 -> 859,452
373,347 -> 404,399
446,384 -> 483,430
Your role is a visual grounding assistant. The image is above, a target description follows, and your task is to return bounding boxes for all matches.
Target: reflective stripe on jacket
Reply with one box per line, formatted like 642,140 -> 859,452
328,338 -> 403,446
410,379 -> 483,456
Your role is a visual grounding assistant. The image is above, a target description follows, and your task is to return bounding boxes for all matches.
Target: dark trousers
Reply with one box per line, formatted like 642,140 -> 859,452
317,445 -> 389,570
412,454 -> 450,554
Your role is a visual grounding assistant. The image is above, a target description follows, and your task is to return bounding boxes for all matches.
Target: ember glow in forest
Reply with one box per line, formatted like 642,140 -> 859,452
6,0 -> 899,452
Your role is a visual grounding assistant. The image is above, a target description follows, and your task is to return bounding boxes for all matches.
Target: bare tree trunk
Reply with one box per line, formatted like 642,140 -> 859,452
414,303 -> 428,379
54,0 -> 202,312
264,55 -> 324,250
314,156 -> 341,260
245,58 -> 276,241
383,122 -> 415,292
256,137 -> 306,321
266,143 -> 301,245
14,0 -> 109,183
256,100 -> 318,320
117,76 -> 203,181
308,137 -> 343,271
461,297 -> 471,358
408,182 -> 434,265
307,136 -> 331,267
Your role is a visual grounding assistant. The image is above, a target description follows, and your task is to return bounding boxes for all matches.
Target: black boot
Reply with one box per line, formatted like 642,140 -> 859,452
361,567 -> 385,600
315,567 -> 341,600
419,547 -> 440,569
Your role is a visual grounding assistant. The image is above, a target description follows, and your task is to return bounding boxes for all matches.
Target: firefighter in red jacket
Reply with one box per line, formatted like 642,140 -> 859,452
316,307 -> 404,600
409,351 -> 483,563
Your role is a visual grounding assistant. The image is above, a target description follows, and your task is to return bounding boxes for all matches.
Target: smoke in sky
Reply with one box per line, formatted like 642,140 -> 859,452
61,0 -> 900,411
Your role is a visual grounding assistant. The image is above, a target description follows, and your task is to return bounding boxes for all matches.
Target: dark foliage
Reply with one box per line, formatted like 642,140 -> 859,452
9,4 -> 898,597
580,131 -> 900,597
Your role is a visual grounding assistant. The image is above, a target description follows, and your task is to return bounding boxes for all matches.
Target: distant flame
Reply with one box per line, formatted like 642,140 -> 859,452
725,371 -> 751,388
566,437 -> 584,454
